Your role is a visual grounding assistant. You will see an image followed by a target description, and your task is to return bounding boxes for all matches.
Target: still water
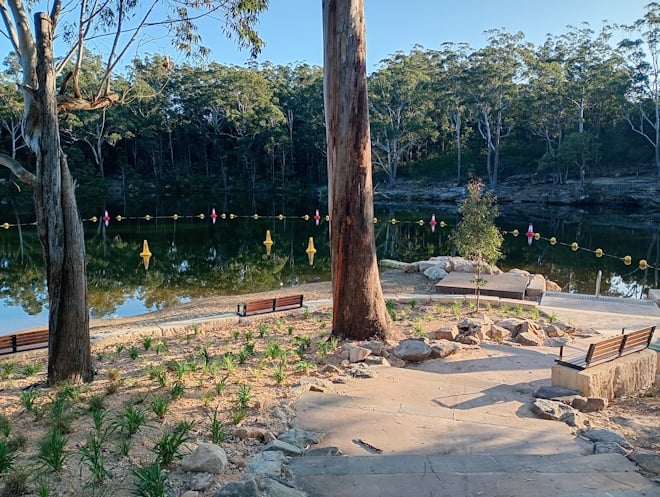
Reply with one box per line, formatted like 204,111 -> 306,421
1,201 -> 658,334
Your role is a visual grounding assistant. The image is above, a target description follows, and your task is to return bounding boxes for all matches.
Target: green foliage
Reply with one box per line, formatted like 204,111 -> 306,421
170,381 -> 185,400
0,470 -> 28,497
154,421 -> 192,465
129,345 -> 140,360
1,363 -> 15,380
0,415 -> 10,438
132,462 -> 168,497
146,364 -> 167,387
115,404 -> 147,437
0,440 -> 15,475
143,337 -> 153,351
19,389 -> 39,413
79,430 -> 109,485
150,396 -> 171,420
236,384 -> 252,408
37,428 -> 67,472
22,362 -> 42,377
209,406 -> 228,445
263,340 -> 283,359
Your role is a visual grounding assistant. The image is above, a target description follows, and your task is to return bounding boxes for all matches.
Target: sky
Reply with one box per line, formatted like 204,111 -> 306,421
159,0 -> 651,70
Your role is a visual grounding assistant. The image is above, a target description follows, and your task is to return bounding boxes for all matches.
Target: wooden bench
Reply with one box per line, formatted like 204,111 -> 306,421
0,329 -> 49,355
556,325 -> 656,370
237,294 -> 304,317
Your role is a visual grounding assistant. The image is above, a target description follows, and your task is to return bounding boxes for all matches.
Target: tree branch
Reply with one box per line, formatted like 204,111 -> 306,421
0,0 -> 19,53
0,152 -> 35,184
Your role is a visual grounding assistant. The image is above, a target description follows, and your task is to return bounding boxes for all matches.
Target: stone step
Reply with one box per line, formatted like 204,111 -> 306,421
289,453 -> 659,497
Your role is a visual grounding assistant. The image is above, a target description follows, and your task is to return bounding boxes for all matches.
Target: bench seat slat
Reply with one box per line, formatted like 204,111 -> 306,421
238,295 -> 303,317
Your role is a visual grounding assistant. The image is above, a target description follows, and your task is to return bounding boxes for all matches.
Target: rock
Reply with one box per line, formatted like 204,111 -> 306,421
234,427 -> 275,442
190,473 -> 216,491
364,356 -> 391,366
213,479 -> 259,497
456,334 -> 481,345
322,364 -> 342,375
305,446 -> 342,456
434,325 -> 459,341
543,337 -> 571,347
246,451 -> 287,478
263,439 -> 304,456
543,324 -> 565,338
278,428 -> 324,449
516,332 -> 543,346
526,274 -> 546,298
259,477 -> 308,497
360,340 -> 385,356
346,344 -> 372,363
593,442 -> 629,455
182,492 -> 200,497
391,339 -> 432,362
488,325 -> 511,342
294,377 -> 335,394
512,320 -> 542,339
348,364 -> 378,378
387,356 -> 407,368
429,340 -> 462,358
403,262 -> 420,273
423,266 -> 448,280
580,428 -> 632,450
496,318 -> 526,332
457,315 -> 493,339
380,259 -> 411,270
546,280 -> 562,292
428,256 -> 453,271
451,257 -> 476,273
508,268 -> 531,277
571,396 -> 608,412
531,399 -> 586,428
534,385 -> 580,400
180,444 -> 227,474
418,260 -> 447,272
627,452 -> 660,476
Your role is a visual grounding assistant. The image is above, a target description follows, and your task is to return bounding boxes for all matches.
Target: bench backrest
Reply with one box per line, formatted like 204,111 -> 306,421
585,325 -> 655,367
238,294 -> 304,317
0,329 -> 49,355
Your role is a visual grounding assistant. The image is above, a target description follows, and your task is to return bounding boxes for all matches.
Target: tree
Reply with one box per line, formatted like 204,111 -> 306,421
322,0 -> 391,340
0,0 -> 268,384
452,178 -> 503,310
620,2 -> 660,176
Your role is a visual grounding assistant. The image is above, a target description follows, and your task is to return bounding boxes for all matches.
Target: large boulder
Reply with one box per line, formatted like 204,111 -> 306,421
423,266 -> 448,280
181,443 -> 228,474
391,339 -> 432,362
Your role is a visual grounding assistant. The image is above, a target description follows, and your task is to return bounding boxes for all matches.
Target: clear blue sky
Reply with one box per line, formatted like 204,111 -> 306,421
171,0 -> 650,69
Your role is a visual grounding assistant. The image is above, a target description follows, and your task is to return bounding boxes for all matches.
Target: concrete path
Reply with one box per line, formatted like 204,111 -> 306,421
288,293 -> 660,497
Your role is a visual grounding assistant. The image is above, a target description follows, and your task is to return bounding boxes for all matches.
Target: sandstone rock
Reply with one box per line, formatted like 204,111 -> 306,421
305,446 -> 342,456
348,364 -> 378,378
246,451 -> 287,477
423,266 -> 448,280
593,442 -> 629,455
508,268 -> 530,277
418,260 -> 445,272
543,324 -> 565,338
213,479 -> 259,497
456,334 -> 481,345
571,396 -> 607,412
278,428 -> 324,449
429,256 -> 453,271
495,318 -> 526,332
294,377 -> 335,394
182,492 -> 200,497
259,477 -> 308,497
181,444 -> 227,474
534,385 -> 581,400
347,344 -> 371,363
190,473 -> 216,491
516,331 -> 543,346
546,280 -> 562,292
322,364 -> 342,374
580,428 -> 632,450
488,325 -> 511,342
391,339 -> 432,362
544,337 -> 571,347
379,259 -> 411,270
234,427 -> 275,442
451,258 -> 477,272
364,356 -> 391,366
531,399 -> 586,428
512,320 -> 542,339
388,356 -> 407,368
360,340 -> 385,356
403,262 -> 420,273
434,325 -> 459,341
429,340 -> 461,358
526,274 -> 546,298
263,439 -> 304,456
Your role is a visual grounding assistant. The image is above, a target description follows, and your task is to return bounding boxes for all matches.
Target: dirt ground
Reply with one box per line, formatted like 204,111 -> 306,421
0,270 -> 657,496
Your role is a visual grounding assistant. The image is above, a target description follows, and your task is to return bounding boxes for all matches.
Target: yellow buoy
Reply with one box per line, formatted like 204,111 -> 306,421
115,215 -> 123,222
140,240 -> 152,270
512,229 -> 519,237
305,237 -> 317,265
534,233 -> 540,241
264,230 -> 274,256
550,237 -> 557,245
639,259 -> 648,270
623,255 -> 632,266
571,242 -> 579,251
595,248 -> 603,258
90,216 -> 98,223
1,222 -> 9,230
439,221 -> 446,228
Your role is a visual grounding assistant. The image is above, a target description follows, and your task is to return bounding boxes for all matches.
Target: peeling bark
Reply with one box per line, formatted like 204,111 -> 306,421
56,93 -> 120,113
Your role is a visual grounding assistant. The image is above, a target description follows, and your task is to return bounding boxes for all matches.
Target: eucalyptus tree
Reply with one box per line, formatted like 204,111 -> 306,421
323,0 -> 391,340
467,30 -> 531,188
429,42 -> 472,184
0,57 -> 24,160
368,47 -> 436,185
619,2 -> 660,176
0,0 -> 268,384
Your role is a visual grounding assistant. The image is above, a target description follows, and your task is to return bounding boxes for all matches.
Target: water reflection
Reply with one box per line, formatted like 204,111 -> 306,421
0,205 -> 658,333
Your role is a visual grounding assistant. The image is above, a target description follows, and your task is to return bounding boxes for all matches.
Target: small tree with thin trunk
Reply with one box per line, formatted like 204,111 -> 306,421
452,178 -> 503,310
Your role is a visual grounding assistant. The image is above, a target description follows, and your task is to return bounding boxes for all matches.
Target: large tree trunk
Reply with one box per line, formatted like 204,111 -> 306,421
322,0 -> 391,340
34,13 -> 92,384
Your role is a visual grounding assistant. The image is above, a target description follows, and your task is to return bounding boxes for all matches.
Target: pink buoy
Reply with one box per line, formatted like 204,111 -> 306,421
102,209 -> 110,227
314,209 -> 321,226
526,223 -> 534,246
211,208 -> 218,224
430,213 -> 437,233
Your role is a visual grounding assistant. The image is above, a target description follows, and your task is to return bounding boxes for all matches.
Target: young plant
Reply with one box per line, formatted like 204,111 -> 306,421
37,428 -> 67,472
79,430 -> 109,485
153,340 -> 168,355
170,381 -> 185,400
257,322 -> 269,338
230,407 -> 248,425
142,336 -> 153,351
146,364 -> 167,387
19,389 -> 39,413
215,376 -> 229,396
273,361 -> 286,384
132,462 -> 168,497
294,360 -> 315,375
22,362 -> 42,377
236,384 -> 252,408
48,397 -> 74,434
0,415 -> 10,438
209,406 -> 228,445
154,421 -> 192,465
452,300 -> 463,318
530,307 -> 540,320
1,471 -> 28,497
150,396 -> 171,420
221,353 -> 237,373
0,439 -> 15,475
129,345 -> 140,360
1,363 -> 15,380
114,405 -> 147,437
263,340 -> 283,360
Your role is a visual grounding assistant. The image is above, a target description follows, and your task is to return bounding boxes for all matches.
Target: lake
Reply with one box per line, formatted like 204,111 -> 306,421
1,198 -> 658,334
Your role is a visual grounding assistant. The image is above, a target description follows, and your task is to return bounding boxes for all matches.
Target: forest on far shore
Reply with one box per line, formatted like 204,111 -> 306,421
2,4 -> 660,212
